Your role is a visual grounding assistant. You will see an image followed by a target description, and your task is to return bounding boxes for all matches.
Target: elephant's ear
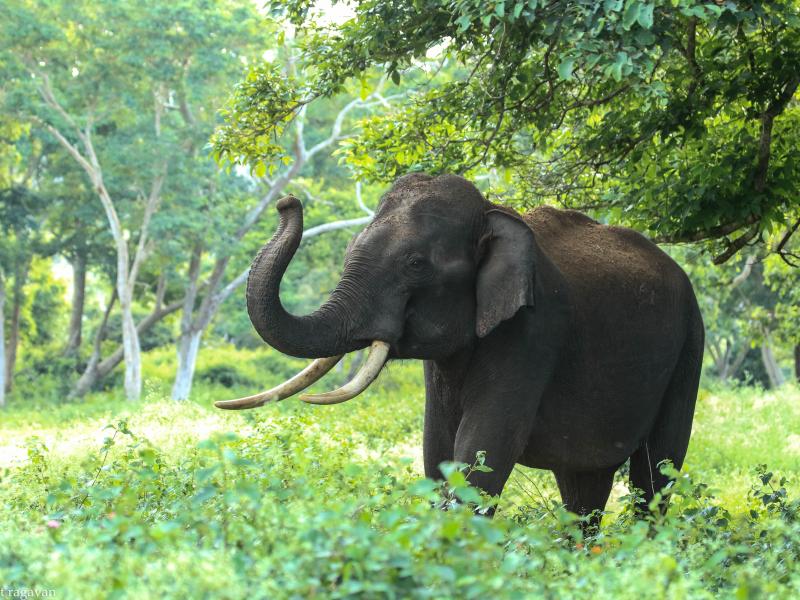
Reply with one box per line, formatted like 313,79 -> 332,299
475,209 -> 537,338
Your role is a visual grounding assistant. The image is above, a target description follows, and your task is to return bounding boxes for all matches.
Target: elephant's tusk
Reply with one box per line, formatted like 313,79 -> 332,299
300,340 -> 390,405
214,355 -> 343,410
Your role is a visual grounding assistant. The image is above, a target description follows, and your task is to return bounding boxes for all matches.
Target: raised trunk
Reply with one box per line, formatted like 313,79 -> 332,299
64,250 -> 87,356
0,272 -> 6,408
172,329 -> 202,401
247,195 -> 363,358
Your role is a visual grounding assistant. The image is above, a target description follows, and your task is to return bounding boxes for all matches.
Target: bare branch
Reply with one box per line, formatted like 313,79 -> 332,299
37,71 -> 84,140
355,181 -> 374,216
730,254 -> 757,287
36,119 -> 94,175
655,213 -> 759,244
713,225 -> 759,265
214,266 -> 250,307
128,170 -> 166,288
302,214 -> 373,239
754,74 -> 800,192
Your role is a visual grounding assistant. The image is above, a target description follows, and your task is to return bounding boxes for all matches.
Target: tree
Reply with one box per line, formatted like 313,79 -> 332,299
216,0 -> 800,264
163,33 -> 399,400
763,243 -> 800,383
0,269 -> 5,407
1,0 -> 269,400
171,106 -> 382,399
0,186 -> 49,395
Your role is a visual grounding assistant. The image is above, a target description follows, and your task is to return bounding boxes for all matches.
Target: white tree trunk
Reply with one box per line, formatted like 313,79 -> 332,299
166,89 -> 386,402
761,340 -> 785,389
119,292 -> 142,401
36,73 -> 165,402
0,272 -> 6,408
172,329 -> 202,401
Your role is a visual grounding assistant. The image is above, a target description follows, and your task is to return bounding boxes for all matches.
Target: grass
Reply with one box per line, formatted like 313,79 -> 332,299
1,348 -> 799,598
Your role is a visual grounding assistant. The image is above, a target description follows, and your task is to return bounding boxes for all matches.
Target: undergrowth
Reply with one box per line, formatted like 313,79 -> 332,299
1,350 -> 799,598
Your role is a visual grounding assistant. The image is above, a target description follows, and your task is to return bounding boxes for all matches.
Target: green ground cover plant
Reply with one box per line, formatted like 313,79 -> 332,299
1,348 -> 799,598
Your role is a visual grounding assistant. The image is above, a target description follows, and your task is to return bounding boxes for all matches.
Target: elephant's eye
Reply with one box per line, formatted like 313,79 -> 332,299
407,255 -> 428,270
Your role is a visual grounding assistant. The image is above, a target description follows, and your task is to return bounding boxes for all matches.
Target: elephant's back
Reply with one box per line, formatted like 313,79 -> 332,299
523,206 -> 689,302
519,206 -> 697,470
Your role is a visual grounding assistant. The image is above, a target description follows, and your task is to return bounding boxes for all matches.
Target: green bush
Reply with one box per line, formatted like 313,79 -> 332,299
196,364 -> 258,388
1,354 -> 799,598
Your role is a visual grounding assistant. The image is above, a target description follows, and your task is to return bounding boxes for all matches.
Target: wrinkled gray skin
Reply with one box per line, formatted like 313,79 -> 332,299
248,173 -> 704,524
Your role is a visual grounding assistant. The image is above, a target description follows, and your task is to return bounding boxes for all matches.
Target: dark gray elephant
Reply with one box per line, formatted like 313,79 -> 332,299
217,173 -> 704,523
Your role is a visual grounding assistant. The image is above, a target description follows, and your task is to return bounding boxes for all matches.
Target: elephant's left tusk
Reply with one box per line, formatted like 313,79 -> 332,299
214,355 -> 343,410
300,340 -> 390,405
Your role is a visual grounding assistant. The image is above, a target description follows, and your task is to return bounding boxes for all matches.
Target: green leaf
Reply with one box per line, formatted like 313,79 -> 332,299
635,29 -> 656,45
254,161 -> 267,178
622,2 -> 640,30
609,61 -> 623,81
391,70 -> 401,85
455,14 -> 471,32
558,57 -> 575,80
495,2 -> 505,18
637,3 -> 654,29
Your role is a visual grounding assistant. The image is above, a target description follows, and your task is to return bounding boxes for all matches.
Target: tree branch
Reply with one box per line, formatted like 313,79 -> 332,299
128,170 -> 166,289
713,225 -> 759,265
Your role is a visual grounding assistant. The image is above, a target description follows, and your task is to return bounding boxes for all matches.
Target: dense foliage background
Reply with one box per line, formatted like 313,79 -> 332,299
1,0 -> 799,597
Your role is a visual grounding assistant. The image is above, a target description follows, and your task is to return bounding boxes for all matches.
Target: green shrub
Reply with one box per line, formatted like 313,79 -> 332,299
1,355 -> 799,598
196,364 -> 257,388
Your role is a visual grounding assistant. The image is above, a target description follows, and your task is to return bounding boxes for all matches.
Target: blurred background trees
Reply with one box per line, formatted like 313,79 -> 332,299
0,0 -> 798,407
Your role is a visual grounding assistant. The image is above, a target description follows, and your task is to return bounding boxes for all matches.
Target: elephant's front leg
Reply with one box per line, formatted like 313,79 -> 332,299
453,313 -> 559,499
422,359 -> 464,480
453,396 -> 535,497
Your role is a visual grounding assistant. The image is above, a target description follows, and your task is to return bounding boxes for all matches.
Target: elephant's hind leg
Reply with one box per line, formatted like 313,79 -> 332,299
553,467 -> 617,532
630,303 -> 703,514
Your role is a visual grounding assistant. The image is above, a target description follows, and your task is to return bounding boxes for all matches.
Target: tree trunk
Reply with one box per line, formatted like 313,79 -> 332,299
72,288 -> 117,398
171,245 -> 203,401
119,290 -> 142,401
72,294 -> 182,397
0,271 -> 6,408
794,344 -> 800,385
728,342 -> 750,382
64,250 -> 87,356
172,329 -> 202,401
4,260 -> 29,394
761,340 -> 785,389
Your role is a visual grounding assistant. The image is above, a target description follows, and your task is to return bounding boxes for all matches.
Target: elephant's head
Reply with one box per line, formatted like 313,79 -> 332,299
216,173 -> 537,409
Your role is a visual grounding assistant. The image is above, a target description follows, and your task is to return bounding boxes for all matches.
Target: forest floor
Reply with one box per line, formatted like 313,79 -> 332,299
1,350 -> 799,598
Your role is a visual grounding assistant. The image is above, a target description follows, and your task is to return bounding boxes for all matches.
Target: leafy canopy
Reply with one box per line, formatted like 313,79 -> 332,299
215,0 -> 800,261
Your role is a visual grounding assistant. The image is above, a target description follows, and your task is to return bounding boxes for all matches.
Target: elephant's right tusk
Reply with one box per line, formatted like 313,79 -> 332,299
214,355 -> 343,410
300,340 -> 390,405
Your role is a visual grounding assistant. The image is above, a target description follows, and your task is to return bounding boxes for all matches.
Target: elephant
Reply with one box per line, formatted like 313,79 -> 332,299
217,173 -> 704,525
